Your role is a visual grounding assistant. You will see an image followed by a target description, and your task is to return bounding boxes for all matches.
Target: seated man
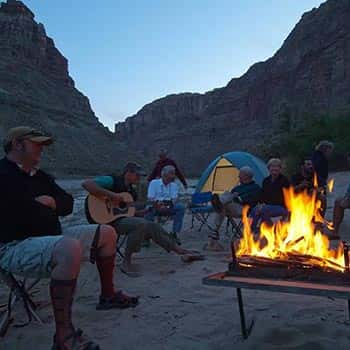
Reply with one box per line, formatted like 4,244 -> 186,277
146,165 -> 186,245
291,158 -> 315,192
250,158 -> 290,232
148,148 -> 188,189
82,162 -> 193,277
291,157 -> 327,216
0,127 -> 137,350
208,166 -> 262,250
329,152 -> 350,239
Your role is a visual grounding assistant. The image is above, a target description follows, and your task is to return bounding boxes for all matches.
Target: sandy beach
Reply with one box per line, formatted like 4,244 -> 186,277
1,173 -> 350,350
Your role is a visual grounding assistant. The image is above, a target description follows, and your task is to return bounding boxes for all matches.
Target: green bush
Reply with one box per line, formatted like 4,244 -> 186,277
264,114 -> 350,176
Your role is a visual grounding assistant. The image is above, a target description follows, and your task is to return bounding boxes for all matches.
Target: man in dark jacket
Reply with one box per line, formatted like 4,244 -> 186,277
208,166 -> 261,250
0,127 -> 137,350
292,157 -> 327,216
148,149 -> 187,188
291,158 -> 315,192
250,158 -> 289,232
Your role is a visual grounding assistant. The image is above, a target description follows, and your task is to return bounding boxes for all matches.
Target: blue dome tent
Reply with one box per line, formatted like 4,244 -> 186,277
195,151 -> 268,194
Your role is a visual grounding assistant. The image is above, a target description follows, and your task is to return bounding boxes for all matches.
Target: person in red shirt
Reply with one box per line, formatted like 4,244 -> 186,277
148,149 -> 188,189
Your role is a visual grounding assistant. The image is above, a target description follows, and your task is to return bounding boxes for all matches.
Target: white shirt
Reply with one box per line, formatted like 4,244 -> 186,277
147,179 -> 179,201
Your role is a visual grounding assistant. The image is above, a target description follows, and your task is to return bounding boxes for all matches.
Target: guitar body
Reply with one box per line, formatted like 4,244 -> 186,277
85,192 -> 136,224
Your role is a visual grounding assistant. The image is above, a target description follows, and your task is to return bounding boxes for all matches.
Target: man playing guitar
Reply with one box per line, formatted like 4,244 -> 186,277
82,162 -> 194,277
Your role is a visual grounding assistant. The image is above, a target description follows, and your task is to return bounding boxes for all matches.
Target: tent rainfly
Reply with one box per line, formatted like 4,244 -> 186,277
196,151 -> 268,194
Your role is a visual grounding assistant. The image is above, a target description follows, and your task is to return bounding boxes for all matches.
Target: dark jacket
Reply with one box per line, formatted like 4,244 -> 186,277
0,157 -> 73,244
312,150 -> 328,187
231,181 -> 262,208
148,158 -> 187,187
261,174 -> 290,207
291,171 -> 315,192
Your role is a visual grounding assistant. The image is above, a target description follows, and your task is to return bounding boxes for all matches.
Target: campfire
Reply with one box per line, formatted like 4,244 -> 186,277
229,185 -> 350,283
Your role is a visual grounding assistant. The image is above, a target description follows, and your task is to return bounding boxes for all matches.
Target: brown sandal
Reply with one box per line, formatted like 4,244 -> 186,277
52,329 -> 100,350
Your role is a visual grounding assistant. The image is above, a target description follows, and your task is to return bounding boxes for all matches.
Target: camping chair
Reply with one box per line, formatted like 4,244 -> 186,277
189,192 -> 215,231
0,267 -> 43,337
115,232 -> 127,259
225,216 -> 243,240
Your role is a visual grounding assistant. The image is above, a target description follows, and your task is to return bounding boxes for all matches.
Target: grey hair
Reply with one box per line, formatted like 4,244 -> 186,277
267,158 -> 282,169
239,166 -> 254,179
161,165 -> 175,176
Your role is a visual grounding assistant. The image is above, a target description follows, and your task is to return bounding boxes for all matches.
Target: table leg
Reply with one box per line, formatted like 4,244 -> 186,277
236,288 -> 254,339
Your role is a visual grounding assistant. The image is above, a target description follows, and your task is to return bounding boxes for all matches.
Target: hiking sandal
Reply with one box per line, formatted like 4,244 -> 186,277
96,290 -> 139,310
52,328 -> 100,350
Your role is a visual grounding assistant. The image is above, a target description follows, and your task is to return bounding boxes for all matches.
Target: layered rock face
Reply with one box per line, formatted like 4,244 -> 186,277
116,0 -> 350,175
0,0 -> 129,176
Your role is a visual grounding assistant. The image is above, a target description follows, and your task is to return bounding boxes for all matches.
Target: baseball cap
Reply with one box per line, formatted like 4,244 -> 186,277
4,126 -> 53,148
123,162 -> 146,176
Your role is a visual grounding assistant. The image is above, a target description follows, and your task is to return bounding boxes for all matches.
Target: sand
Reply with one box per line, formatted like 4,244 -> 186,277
1,172 -> 350,350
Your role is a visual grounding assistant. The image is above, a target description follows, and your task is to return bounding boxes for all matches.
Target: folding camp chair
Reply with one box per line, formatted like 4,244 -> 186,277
189,192 -> 215,231
115,232 -> 127,258
0,267 -> 43,337
225,216 -> 243,240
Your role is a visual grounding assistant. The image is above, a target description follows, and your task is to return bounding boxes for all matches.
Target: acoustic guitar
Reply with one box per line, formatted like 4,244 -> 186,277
85,192 -> 137,224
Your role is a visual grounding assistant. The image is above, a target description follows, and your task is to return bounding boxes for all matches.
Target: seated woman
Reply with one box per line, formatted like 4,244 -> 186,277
250,158 -> 290,233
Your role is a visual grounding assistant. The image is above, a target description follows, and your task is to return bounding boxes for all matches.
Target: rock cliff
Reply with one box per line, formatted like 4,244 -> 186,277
116,0 -> 350,175
0,0 -> 130,176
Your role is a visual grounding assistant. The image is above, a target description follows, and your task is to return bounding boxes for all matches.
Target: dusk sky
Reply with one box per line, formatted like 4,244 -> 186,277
25,0 -> 324,130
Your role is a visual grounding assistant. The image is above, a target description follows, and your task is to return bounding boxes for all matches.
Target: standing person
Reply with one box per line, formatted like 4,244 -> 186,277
148,149 -> 188,189
312,140 -> 334,188
82,162 -> 195,277
0,127 -> 138,350
250,159 -> 289,232
329,152 -> 350,239
208,166 -> 262,251
146,165 -> 186,245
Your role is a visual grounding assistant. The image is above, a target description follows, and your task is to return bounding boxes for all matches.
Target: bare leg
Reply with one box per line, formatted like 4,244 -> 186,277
97,224 -> 117,257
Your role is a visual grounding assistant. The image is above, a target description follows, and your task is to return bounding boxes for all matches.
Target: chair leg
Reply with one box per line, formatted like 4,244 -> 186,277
116,235 -> 127,259
225,218 -> 230,235
198,213 -> 215,232
0,276 -> 44,337
0,293 -> 16,337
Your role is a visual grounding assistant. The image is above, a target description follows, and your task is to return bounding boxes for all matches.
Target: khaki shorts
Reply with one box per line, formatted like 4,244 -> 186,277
0,224 -> 99,279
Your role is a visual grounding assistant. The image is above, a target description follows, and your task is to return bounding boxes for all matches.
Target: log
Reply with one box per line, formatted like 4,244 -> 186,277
237,253 -> 344,272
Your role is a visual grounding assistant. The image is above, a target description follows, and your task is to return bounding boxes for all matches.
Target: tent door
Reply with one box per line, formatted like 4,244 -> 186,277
212,165 -> 239,193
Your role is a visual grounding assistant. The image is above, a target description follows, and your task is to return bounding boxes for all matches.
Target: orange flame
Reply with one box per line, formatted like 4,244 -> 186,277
313,173 -> 318,188
237,188 -> 345,271
327,178 -> 334,193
